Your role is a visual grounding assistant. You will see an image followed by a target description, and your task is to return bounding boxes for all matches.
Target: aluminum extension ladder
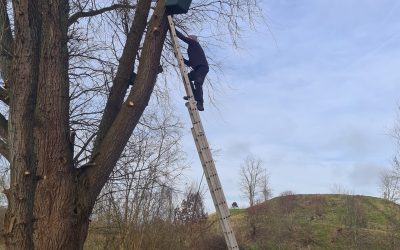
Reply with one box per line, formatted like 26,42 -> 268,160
167,16 -> 239,250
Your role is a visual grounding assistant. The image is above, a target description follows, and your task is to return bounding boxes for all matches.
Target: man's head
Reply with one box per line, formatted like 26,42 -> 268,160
188,35 -> 198,42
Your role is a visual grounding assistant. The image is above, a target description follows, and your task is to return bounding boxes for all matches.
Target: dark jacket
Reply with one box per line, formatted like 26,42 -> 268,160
176,30 -> 208,69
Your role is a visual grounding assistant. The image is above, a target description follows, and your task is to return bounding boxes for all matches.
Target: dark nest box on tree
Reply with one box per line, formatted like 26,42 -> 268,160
165,0 -> 192,15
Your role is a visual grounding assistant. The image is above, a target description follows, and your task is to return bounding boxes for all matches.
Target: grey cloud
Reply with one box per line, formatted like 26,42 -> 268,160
348,163 -> 384,187
225,141 -> 252,159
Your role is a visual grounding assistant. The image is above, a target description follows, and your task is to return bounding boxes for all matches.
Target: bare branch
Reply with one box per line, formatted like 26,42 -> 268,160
0,86 -> 8,105
68,4 -> 136,26
0,139 -> 8,161
0,0 -> 13,82
0,111 -> 7,140
74,132 -> 96,165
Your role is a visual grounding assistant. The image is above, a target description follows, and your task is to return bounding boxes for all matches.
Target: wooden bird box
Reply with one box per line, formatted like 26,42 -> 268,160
165,0 -> 192,15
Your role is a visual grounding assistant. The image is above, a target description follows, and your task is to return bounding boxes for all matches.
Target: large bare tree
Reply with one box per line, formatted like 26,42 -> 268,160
239,155 -> 269,207
1,0 -> 169,248
0,0 -> 262,248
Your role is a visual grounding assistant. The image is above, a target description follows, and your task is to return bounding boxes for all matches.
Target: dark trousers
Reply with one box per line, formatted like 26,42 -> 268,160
188,65 -> 209,104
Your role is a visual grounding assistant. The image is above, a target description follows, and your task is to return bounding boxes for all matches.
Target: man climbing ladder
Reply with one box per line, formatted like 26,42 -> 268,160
166,11 -> 239,250
175,29 -> 209,111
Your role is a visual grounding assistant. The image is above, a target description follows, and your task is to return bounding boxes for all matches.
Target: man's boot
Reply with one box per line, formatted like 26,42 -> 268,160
196,102 -> 204,111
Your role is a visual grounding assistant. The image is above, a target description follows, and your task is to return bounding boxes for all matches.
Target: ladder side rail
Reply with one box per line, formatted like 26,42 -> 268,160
195,136 -> 228,211
190,128 -> 228,227
190,122 -> 226,201
190,128 -> 221,214
191,130 -> 238,249
197,143 -> 238,247
188,99 -> 237,244
197,146 -> 230,226
189,104 -> 234,233
191,121 -> 229,204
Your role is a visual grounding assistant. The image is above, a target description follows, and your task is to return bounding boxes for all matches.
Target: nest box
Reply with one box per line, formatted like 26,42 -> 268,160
165,0 -> 192,15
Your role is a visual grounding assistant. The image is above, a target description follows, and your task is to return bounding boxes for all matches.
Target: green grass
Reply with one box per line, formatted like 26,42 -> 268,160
226,194 -> 400,249
229,208 -> 246,216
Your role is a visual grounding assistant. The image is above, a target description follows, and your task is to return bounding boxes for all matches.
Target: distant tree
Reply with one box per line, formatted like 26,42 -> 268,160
231,202 -> 238,209
173,185 -> 209,249
330,184 -> 351,195
174,186 -> 207,224
380,157 -> 400,203
380,112 -> 400,203
341,196 -> 368,248
260,172 -> 272,201
381,117 -> 400,250
279,190 -> 295,197
239,155 -> 270,207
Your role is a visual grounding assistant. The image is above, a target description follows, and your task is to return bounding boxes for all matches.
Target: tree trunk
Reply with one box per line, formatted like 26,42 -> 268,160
4,0 -> 41,248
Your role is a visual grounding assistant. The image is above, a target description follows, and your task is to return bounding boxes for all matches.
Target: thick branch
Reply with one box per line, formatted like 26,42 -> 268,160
0,139 -> 8,161
68,4 -> 136,26
83,0 -> 169,205
92,0 -> 152,153
0,0 -> 13,82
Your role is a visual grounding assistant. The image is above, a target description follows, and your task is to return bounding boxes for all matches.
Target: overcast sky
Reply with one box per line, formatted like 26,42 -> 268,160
169,0 -> 400,210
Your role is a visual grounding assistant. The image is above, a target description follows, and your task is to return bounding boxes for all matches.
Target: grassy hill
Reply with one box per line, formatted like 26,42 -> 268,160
221,194 -> 400,249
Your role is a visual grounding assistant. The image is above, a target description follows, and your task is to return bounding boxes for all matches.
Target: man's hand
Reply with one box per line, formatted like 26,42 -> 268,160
157,65 -> 163,74
183,58 -> 190,67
